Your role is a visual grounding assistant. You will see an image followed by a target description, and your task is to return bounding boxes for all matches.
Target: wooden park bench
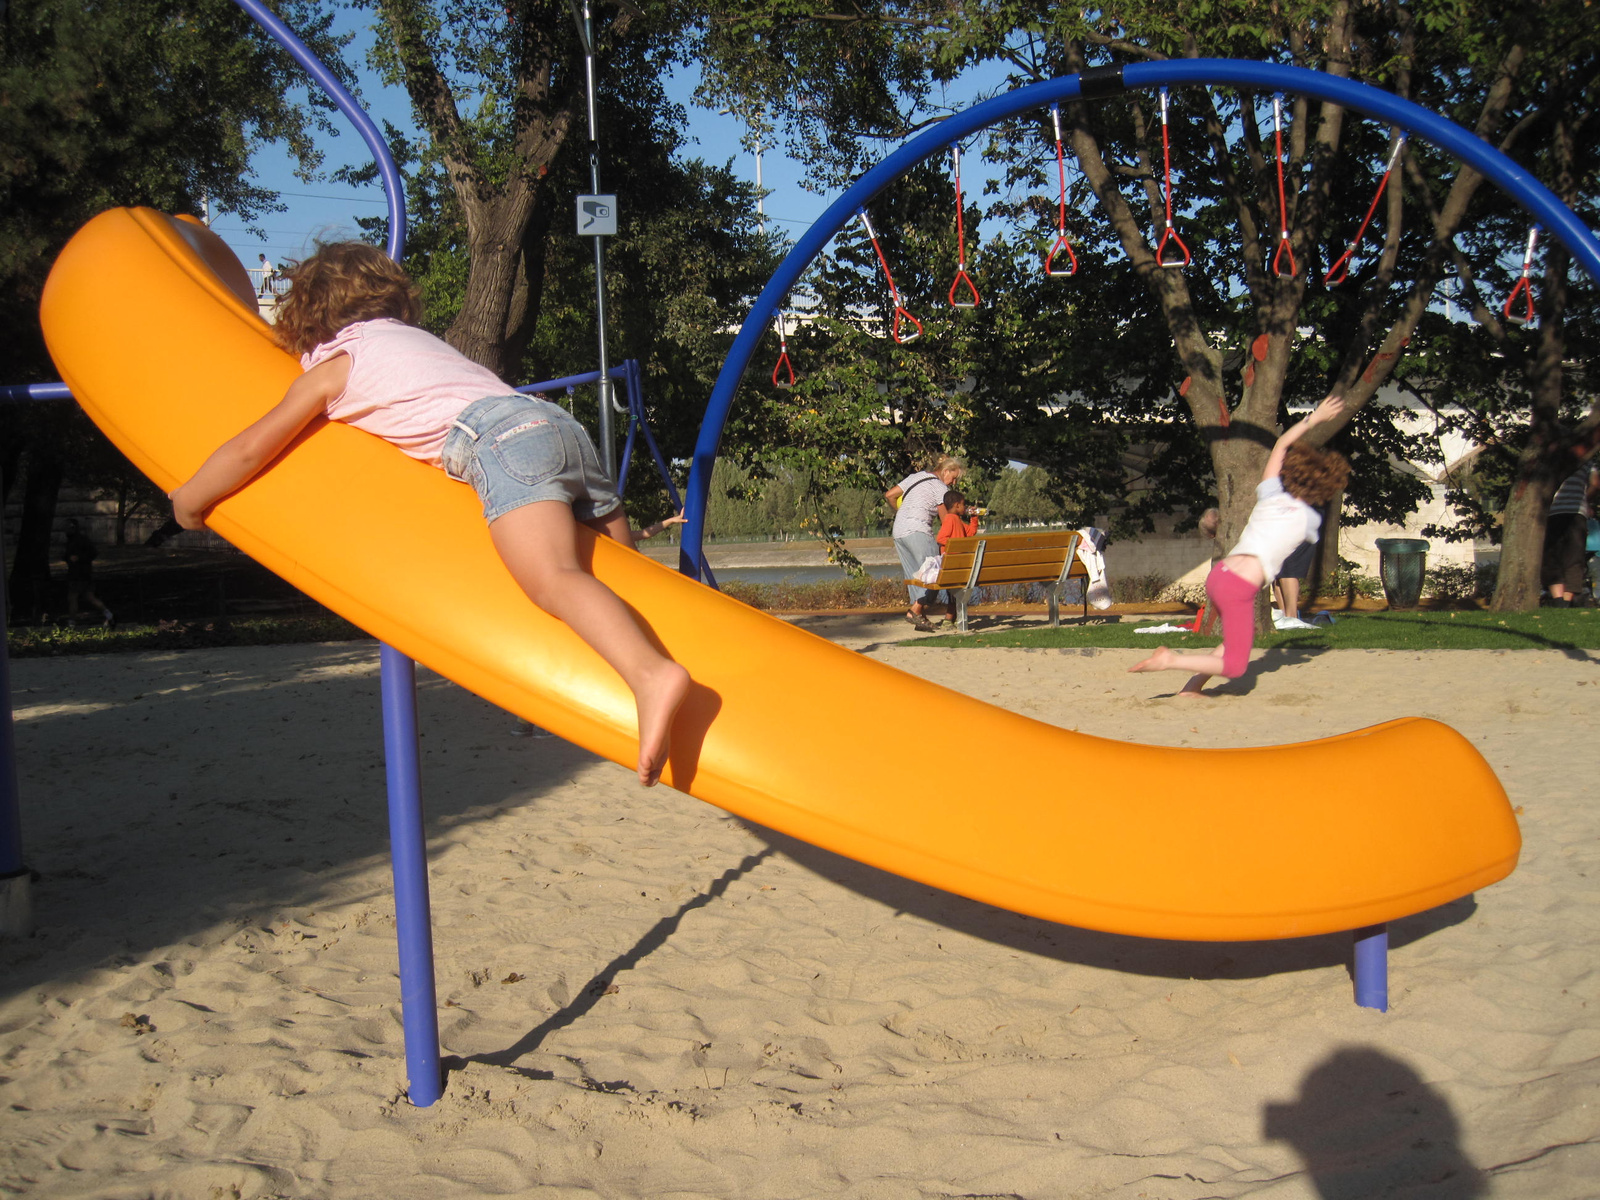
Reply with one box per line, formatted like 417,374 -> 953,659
909,530 -> 1088,633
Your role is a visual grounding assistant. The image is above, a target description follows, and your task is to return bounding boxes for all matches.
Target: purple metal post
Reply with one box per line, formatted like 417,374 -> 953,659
1353,923 -> 1389,1012
229,0 -> 442,1105
0,528 -> 31,938
380,645 -> 442,1105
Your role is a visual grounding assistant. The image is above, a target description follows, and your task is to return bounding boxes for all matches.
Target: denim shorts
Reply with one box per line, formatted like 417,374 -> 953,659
440,394 -> 621,525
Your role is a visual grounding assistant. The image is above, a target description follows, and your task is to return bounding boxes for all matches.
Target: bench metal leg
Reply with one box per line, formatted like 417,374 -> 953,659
1043,583 -> 1061,627
955,589 -> 973,633
1353,923 -> 1388,1012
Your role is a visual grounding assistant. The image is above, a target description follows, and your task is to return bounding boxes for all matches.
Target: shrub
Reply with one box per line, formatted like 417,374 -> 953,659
7,616 -> 371,658
1112,572 -> 1171,603
1157,580 -> 1208,606
1423,560 -> 1497,602
1310,565 -> 1384,600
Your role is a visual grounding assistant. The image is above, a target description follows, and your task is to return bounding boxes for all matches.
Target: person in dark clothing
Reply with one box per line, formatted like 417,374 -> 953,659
62,519 -> 113,627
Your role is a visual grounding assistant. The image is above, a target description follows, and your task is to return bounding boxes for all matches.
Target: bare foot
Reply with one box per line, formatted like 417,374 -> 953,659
635,660 -> 691,787
1129,645 -> 1177,673
1176,673 -> 1212,698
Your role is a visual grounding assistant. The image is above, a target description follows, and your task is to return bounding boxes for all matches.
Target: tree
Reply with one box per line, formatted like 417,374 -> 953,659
358,0 -> 695,377
988,465 -> 1062,526
1,0 -> 348,617
362,75 -> 780,528
696,0 -> 1598,612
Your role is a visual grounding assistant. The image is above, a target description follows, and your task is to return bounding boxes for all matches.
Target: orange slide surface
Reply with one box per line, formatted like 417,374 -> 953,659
41,209 -> 1521,943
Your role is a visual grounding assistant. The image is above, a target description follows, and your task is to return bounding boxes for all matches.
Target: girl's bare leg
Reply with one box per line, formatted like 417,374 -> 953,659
491,500 -> 689,787
1130,645 -> 1231,696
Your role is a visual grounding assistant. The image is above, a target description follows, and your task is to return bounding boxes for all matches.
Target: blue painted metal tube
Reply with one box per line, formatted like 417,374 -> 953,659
0,385 -> 70,883
230,0 -> 406,262
380,645 -> 443,1105
516,363 -> 631,395
0,581 -> 22,879
1353,923 -> 1390,1012
678,58 -> 1600,579
230,0 -> 440,1102
0,383 -> 72,403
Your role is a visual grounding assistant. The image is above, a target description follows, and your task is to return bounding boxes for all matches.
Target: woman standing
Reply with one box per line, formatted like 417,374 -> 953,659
885,454 -> 965,632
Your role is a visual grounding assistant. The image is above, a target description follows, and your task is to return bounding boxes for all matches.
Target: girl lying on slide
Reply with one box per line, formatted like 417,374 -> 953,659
169,241 -> 690,786
1130,395 -> 1350,696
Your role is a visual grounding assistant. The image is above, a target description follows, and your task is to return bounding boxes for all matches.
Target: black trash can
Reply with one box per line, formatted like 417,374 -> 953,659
1374,538 -> 1429,609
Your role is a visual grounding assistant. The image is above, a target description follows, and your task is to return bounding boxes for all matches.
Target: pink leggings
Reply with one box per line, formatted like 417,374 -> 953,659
1206,560 -> 1260,677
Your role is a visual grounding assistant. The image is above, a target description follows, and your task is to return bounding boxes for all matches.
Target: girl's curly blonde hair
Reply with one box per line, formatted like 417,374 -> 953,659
1281,443 -> 1351,507
272,241 -> 422,356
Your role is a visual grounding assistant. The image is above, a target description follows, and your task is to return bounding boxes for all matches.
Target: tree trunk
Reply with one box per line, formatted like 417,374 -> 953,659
1306,491 -> 1343,606
1491,468 -> 1558,611
448,192 -> 540,375
7,453 -> 63,621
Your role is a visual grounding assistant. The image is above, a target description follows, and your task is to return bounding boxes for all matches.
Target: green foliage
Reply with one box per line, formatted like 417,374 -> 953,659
1423,560 -> 1498,601
1,0 -> 347,380
986,465 -> 1061,525
6,615 -> 371,658
694,0 -> 1599,566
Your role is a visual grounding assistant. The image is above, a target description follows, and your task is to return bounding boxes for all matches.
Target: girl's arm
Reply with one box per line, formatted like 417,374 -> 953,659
637,512 -> 686,540
170,354 -> 351,529
1263,393 -> 1346,481
884,484 -> 904,507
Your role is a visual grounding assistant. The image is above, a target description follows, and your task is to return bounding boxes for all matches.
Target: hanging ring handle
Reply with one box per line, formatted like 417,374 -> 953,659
1325,134 -> 1405,285
771,311 -> 795,386
771,352 -> 795,388
948,145 -> 981,308
1270,95 -> 1298,278
1045,106 -> 1079,277
1155,89 -> 1190,269
859,210 -> 922,343
1503,225 -> 1539,326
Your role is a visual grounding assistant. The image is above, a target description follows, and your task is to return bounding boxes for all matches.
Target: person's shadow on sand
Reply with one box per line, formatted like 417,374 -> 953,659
1264,1046 -> 1486,1198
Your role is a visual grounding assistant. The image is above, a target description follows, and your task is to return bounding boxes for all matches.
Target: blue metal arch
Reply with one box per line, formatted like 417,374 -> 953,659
677,58 -> 1600,579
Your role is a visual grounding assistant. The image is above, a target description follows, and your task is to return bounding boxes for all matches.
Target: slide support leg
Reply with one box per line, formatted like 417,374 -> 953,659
381,644 -> 442,1106
0,523 -> 32,940
1353,923 -> 1388,1012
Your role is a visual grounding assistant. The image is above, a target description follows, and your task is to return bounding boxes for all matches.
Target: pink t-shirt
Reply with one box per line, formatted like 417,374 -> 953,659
301,319 -> 513,465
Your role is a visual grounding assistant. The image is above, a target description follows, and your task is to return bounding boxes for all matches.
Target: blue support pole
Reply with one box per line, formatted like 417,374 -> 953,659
0,519 -> 31,938
0,387 -> 64,937
230,0 -> 442,1102
1353,923 -> 1389,1012
230,0 -> 405,263
676,58 -> 1600,581
380,645 -> 442,1106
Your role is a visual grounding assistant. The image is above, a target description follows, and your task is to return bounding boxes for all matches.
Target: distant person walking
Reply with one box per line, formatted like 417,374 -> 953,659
62,519 -> 113,627
257,253 -> 278,298
1542,461 -> 1600,606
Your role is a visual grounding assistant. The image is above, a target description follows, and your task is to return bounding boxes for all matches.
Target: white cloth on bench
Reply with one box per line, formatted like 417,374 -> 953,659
1076,526 -> 1113,609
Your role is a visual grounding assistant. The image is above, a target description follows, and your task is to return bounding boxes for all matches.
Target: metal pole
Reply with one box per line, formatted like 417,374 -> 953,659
381,645 -> 442,1105
573,0 -> 616,479
231,0 -> 434,1103
0,494 -> 32,938
1353,923 -> 1389,1012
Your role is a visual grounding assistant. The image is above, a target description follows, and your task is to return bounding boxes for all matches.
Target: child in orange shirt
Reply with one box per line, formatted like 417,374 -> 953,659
936,490 -> 979,550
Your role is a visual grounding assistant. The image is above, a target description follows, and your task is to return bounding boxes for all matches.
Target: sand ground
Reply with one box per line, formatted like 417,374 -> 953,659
1,616 -> 1597,1199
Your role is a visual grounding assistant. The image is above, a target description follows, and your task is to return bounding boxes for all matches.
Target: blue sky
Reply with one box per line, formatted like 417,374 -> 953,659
209,15 -> 829,272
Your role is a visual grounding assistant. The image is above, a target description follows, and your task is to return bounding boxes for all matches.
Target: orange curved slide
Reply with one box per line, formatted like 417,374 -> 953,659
41,209 -> 1520,942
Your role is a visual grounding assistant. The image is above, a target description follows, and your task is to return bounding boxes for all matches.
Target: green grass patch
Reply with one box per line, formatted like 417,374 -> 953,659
914,608 -> 1600,652
7,615 -> 373,658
